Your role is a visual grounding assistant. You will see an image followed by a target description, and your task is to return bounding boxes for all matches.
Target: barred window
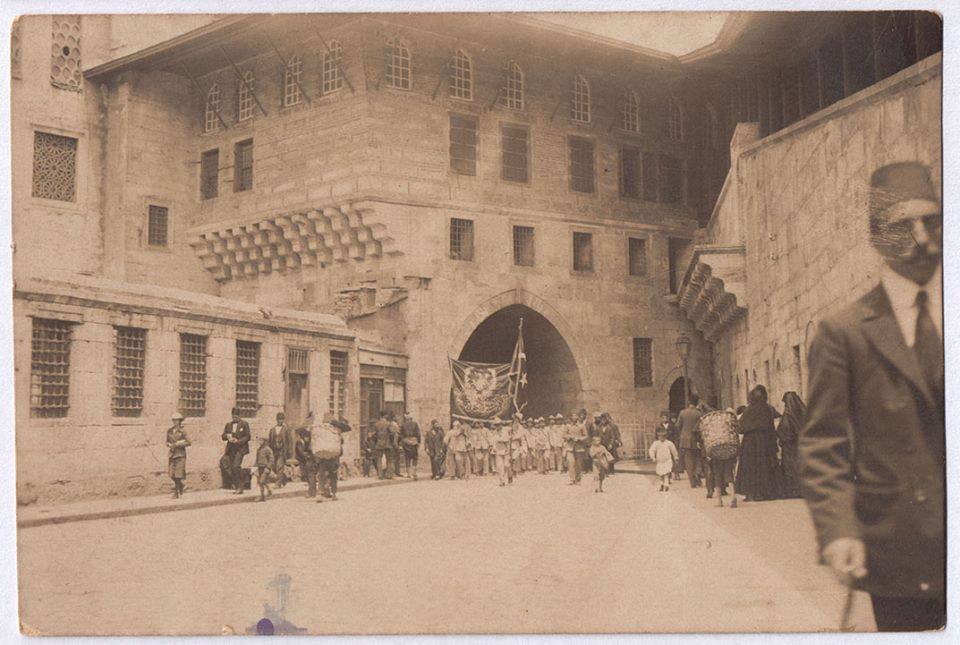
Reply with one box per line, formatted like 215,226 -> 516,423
660,155 -> 683,204
235,340 -> 260,417
32,131 -> 77,202
200,148 -> 219,200
573,232 -> 593,272
513,225 -> 535,267
51,16 -> 81,89
234,139 -> 253,192
147,205 -> 168,247
329,350 -> 348,417
500,123 -> 528,183
449,218 -> 474,261
112,326 -> 146,417
499,61 -> 524,110
283,55 -> 303,107
633,337 -> 653,387
628,237 -> 647,276
237,70 -> 255,122
571,75 -> 590,123
621,91 -> 641,133
642,151 -> 658,202
620,146 -> 641,199
204,83 -> 221,133
449,114 -> 477,176
288,348 -> 309,374
322,40 -> 343,95
385,37 -> 411,90
30,318 -> 73,418
668,99 -> 684,141
179,334 -> 206,417
449,49 -> 473,101
568,136 -> 595,194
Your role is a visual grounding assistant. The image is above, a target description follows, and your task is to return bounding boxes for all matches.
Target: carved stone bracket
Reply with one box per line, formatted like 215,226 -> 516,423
677,245 -> 747,341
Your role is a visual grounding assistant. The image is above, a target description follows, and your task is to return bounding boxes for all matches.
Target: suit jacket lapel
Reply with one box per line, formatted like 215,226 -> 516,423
860,286 -> 935,408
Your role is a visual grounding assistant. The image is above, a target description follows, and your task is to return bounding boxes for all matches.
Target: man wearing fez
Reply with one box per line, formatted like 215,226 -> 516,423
221,407 -> 251,494
800,162 -> 943,631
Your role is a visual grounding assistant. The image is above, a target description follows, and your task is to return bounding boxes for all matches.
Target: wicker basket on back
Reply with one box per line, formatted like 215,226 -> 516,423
699,410 -> 739,460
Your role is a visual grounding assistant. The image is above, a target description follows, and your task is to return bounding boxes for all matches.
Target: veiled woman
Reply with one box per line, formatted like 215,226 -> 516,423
776,391 -> 807,499
734,385 -> 783,501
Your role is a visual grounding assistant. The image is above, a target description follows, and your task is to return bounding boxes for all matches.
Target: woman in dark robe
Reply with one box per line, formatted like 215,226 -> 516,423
735,385 -> 783,501
776,391 -> 806,499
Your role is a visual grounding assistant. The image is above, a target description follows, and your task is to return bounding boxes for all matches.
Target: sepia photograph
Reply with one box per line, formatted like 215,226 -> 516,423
6,1 -> 949,637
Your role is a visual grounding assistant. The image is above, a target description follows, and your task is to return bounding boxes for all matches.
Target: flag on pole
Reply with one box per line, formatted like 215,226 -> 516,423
508,317 -> 527,414
449,358 -> 512,421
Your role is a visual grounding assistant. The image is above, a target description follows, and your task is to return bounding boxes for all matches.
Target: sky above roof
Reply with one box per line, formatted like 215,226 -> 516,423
531,12 -> 729,56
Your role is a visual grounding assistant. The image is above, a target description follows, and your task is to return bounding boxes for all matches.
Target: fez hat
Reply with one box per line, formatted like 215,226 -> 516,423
171,413 -> 185,421
868,162 -> 938,221
231,407 -> 241,416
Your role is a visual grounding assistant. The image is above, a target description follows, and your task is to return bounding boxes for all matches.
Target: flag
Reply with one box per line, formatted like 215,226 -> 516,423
508,318 -> 526,414
449,358 -> 513,422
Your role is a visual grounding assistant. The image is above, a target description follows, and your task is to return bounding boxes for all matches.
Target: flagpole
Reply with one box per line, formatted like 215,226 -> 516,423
511,317 -> 524,415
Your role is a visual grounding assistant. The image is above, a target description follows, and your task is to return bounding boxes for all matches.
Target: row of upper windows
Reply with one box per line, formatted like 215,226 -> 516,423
448,218 -> 655,279
201,38 -> 685,140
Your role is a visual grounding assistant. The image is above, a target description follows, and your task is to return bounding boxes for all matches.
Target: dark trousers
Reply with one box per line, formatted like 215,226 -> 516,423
682,449 -> 702,486
228,452 -> 245,490
871,595 -> 945,631
374,449 -> 393,478
429,454 -> 444,478
316,457 -> 340,496
302,460 -> 317,497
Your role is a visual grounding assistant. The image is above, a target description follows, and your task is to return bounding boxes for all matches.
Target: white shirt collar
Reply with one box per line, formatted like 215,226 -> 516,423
880,263 -> 942,347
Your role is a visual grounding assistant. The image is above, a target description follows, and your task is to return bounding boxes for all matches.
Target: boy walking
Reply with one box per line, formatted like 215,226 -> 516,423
588,436 -> 614,493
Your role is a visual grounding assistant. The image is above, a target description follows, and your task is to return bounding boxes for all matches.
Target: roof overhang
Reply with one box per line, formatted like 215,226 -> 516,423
677,244 -> 747,341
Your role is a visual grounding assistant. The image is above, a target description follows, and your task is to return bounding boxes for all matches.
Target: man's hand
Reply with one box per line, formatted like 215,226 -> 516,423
823,538 -> 868,585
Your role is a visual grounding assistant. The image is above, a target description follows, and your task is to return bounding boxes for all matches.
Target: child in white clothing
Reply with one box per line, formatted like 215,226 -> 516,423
648,427 -> 679,492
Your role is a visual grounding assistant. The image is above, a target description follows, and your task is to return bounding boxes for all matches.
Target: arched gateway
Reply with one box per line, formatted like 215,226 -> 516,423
449,290 -> 587,418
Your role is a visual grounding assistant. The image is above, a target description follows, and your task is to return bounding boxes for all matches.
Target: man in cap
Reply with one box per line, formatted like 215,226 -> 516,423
399,412 -> 422,480
800,162 -> 943,631
221,407 -> 251,494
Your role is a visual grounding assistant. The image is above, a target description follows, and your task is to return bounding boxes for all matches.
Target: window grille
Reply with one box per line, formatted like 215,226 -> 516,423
30,318 -> 72,418
385,37 -> 411,89
619,146 -> 641,199
633,338 -> 653,387
449,114 -> 477,176
642,151 -> 658,202
288,348 -> 309,374
499,61 -> 524,110
628,237 -> 647,276
147,205 -> 168,247
660,155 -> 683,204
179,334 -> 206,417
32,131 -> 77,202
571,75 -> 590,123
500,124 -> 528,183
449,49 -> 473,100
236,340 -> 260,417
573,232 -> 593,272
237,70 -> 255,122
234,139 -> 253,192
568,136 -> 595,194
283,55 -> 303,107
51,16 -> 81,89
200,148 -> 219,200
449,218 -> 474,261
668,99 -> 684,141
621,91 -> 641,133
329,350 -> 348,417
204,83 -> 221,133
113,326 -> 146,417
322,41 -> 343,95
513,226 -> 535,267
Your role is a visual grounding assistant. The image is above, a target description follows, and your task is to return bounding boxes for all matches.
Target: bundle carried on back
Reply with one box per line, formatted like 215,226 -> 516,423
699,410 -> 739,460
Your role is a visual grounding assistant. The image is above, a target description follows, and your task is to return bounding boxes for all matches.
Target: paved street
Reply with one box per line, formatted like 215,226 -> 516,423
18,471 -> 872,635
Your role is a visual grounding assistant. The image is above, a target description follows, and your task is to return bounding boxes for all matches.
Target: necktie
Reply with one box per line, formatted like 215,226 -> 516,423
914,289 -> 943,408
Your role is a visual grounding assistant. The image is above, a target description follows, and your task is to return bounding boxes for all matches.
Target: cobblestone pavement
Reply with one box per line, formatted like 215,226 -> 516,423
18,471 -> 874,635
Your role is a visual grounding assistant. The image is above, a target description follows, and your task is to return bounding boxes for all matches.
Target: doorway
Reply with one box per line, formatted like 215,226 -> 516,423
284,348 -> 309,427
360,378 -> 384,447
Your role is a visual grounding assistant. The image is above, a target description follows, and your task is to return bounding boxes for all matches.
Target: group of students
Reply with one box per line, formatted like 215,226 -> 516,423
646,384 -> 808,505
166,407 -> 354,503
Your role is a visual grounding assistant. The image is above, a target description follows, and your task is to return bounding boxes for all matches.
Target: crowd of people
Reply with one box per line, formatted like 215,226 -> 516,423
650,385 -> 808,506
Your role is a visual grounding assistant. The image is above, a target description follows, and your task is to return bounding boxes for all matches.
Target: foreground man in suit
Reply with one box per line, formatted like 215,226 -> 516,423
800,161 -> 943,631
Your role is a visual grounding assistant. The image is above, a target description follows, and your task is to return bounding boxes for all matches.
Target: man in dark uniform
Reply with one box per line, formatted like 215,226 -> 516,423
800,162 -> 943,631
221,407 -> 251,494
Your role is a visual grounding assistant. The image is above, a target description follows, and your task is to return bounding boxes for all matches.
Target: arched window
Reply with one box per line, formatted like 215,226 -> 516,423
237,70 -> 254,122
621,91 -> 641,133
500,60 -> 524,110
204,83 -> 221,133
571,75 -> 590,123
668,98 -> 684,141
322,40 -> 343,95
385,37 -> 411,90
449,49 -> 473,101
283,55 -> 303,107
